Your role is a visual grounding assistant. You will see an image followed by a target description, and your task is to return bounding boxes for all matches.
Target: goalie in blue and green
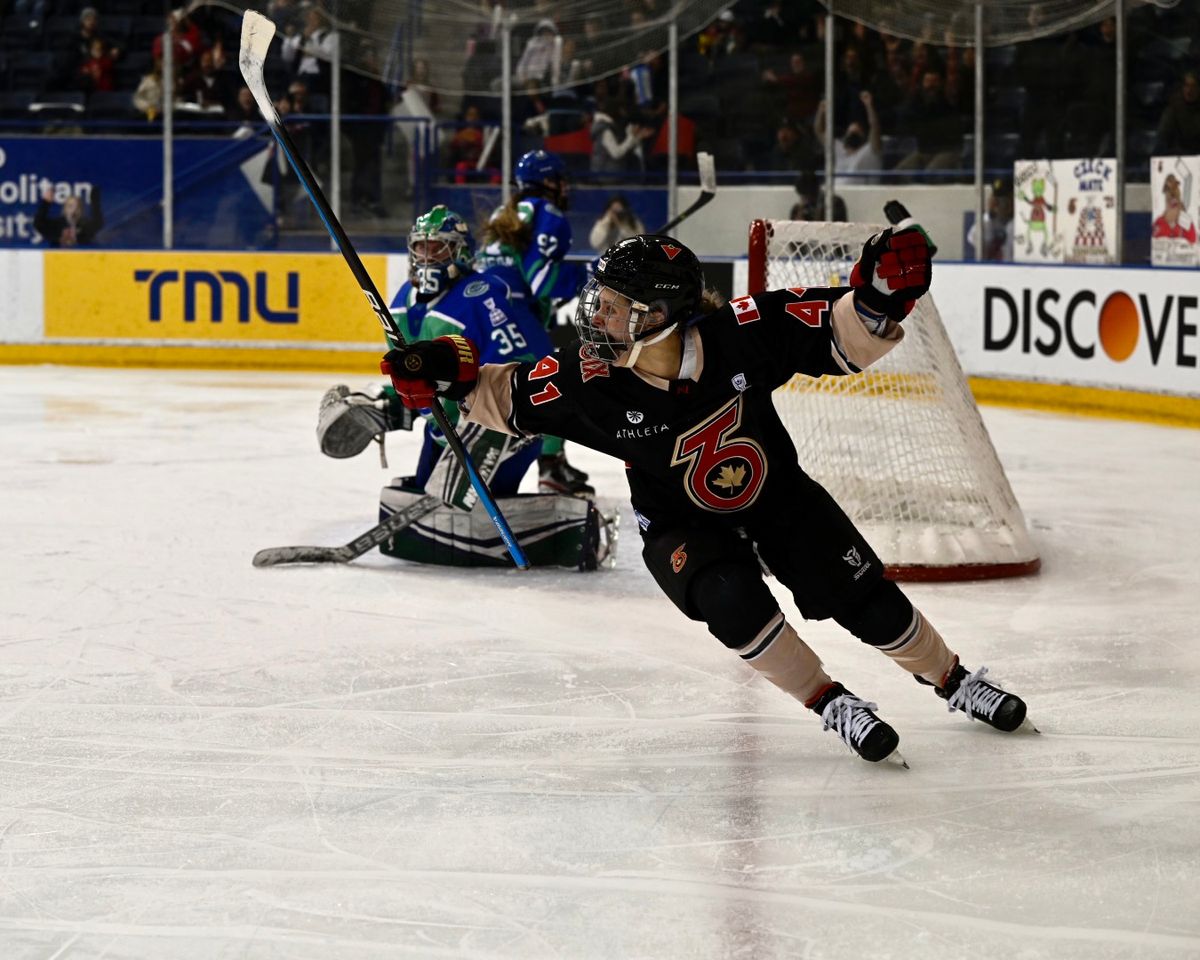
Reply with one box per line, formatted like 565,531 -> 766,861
316,205 -> 610,569
388,204 -> 552,491
476,149 -> 594,496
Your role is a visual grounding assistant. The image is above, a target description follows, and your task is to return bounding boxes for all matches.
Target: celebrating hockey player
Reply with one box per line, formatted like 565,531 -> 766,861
380,224 -> 1031,764
317,204 -> 610,569
476,148 -> 594,497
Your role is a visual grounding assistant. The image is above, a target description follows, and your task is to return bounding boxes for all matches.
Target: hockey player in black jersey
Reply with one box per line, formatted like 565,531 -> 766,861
380,226 -> 1030,764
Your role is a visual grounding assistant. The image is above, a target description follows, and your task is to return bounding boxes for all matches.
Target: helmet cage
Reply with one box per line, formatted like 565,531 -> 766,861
574,277 -> 675,364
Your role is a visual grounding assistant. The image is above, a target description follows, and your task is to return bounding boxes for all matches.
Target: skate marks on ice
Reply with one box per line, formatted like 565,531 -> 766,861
1,367 -> 1199,959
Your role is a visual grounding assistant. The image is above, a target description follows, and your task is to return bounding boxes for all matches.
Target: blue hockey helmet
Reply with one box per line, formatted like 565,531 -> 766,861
514,149 -> 569,207
408,205 -> 475,298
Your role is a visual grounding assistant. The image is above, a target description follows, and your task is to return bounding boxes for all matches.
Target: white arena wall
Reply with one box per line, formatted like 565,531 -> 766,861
1,247 -> 1196,427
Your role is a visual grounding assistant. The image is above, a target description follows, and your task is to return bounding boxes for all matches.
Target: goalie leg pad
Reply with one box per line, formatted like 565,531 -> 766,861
378,486 -> 610,569
424,421 -> 539,511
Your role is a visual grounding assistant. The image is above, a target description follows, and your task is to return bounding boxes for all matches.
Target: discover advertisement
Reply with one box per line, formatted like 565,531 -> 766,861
933,263 -> 1198,397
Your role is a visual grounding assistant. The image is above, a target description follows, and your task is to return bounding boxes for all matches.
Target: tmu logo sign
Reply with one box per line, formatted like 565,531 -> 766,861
984,285 -> 1198,368
134,269 -> 299,324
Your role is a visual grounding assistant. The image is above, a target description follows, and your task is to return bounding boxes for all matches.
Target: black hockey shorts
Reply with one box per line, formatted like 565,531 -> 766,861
746,473 -> 885,622
641,523 -> 763,623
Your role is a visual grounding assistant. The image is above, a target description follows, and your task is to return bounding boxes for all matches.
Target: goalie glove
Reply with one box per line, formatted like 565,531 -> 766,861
849,225 -> 933,322
381,335 -> 480,410
316,384 -> 415,459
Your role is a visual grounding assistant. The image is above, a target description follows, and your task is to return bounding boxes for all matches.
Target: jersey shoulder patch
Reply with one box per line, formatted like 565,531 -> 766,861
462,279 -> 489,298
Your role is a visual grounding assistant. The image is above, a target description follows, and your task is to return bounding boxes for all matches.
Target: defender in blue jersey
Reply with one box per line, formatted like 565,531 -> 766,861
476,149 -> 594,497
315,205 -> 611,569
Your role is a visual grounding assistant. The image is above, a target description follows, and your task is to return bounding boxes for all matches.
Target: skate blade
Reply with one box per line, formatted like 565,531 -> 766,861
1016,716 -> 1041,735
882,749 -> 910,769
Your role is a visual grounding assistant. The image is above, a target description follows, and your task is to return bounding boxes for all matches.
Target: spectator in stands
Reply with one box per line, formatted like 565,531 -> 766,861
967,177 -> 1015,261
832,44 -> 869,134
133,55 -> 167,122
762,52 -> 820,127
281,5 -> 333,95
815,90 -> 884,188
35,186 -> 103,248
447,104 -> 493,183
790,170 -> 846,222
1157,70 -> 1200,155
152,12 -> 204,74
78,38 -> 116,95
871,44 -> 912,127
590,99 -> 655,175
896,68 -> 963,174
588,194 -> 645,250
57,7 -> 120,90
764,120 -> 819,172
515,19 -> 560,87
344,42 -> 393,217
180,49 -> 236,115
231,87 -> 261,138
1012,6 -> 1068,157
405,58 -> 441,118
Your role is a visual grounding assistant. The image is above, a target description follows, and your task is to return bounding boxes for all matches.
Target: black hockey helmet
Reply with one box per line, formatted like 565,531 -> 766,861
575,235 -> 705,364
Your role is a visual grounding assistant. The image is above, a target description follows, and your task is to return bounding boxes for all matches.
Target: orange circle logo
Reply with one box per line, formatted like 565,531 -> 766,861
1098,292 -> 1138,362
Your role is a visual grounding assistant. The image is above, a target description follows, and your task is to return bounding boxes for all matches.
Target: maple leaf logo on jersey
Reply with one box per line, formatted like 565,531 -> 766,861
712,464 -> 746,490
660,243 -> 682,260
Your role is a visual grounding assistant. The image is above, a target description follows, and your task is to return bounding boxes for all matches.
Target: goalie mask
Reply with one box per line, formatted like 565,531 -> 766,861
575,235 -> 704,365
408,205 -> 475,298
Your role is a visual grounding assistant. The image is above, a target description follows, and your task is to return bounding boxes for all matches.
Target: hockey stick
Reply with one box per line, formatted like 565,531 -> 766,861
656,151 -> 716,234
253,495 -> 443,567
238,11 -> 529,570
883,199 -> 939,255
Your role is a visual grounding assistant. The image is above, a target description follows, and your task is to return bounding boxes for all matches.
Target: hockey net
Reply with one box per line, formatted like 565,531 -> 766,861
748,219 -> 1040,581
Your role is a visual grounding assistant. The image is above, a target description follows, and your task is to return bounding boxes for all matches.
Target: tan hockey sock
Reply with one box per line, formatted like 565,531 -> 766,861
734,612 -> 831,705
875,607 -> 958,687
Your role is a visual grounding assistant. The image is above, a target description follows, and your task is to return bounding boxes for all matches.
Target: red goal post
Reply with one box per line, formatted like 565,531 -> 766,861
748,218 -> 1040,582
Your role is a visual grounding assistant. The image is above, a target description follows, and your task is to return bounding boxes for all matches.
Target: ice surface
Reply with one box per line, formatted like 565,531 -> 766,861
1,366 -> 1198,960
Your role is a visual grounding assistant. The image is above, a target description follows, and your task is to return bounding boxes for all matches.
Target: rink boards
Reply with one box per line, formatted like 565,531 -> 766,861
1,249 -> 1198,425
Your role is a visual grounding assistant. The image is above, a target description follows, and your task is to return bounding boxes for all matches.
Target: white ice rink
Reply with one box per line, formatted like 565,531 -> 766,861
2,365 -> 1199,960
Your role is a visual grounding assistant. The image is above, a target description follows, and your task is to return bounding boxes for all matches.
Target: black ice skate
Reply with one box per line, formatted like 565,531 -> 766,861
809,683 -> 904,765
538,453 -> 595,497
920,662 -> 1032,733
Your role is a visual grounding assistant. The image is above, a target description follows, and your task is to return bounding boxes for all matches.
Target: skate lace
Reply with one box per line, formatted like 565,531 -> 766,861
821,695 -> 880,749
946,665 -> 1005,720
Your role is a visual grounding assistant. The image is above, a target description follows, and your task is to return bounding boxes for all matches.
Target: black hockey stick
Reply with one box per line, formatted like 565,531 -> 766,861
656,152 -> 716,234
253,495 -> 443,567
238,11 -> 529,570
883,199 -> 938,255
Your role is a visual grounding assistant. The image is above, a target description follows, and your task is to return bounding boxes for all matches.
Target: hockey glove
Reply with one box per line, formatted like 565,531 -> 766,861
849,225 -> 933,321
381,335 -> 480,410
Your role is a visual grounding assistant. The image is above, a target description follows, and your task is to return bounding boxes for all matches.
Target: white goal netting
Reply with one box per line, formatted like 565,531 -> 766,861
749,219 -> 1040,581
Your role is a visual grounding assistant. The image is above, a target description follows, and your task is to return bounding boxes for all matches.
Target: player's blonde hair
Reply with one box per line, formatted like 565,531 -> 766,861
479,199 -> 531,250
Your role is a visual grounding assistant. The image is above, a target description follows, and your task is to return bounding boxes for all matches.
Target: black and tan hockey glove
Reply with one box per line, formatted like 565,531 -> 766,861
849,225 -> 934,321
381,335 -> 480,410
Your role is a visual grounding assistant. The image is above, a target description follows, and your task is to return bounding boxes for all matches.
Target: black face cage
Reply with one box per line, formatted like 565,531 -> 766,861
574,278 -> 655,363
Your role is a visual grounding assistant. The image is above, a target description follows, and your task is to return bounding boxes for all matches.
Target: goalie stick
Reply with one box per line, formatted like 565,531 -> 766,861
656,152 -> 716,234
238,10 -> 529,570
252,495 -> 443,567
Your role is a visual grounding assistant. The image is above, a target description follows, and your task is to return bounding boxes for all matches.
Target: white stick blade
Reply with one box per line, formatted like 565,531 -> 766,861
239,11 -> 280,123
697,151 -> 717,193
